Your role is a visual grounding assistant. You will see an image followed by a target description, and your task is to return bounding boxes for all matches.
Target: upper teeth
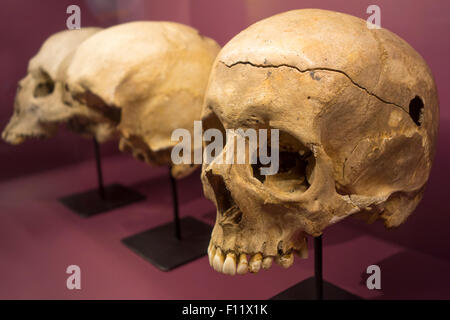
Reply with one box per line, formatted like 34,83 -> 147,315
237,254 -> 248,275
249,253 -> 263,273
222,252 -> 237,275
262,256 -> 273,269
207,241 -> 308,275
212,247 -> 225,272
276,252 -> 294,268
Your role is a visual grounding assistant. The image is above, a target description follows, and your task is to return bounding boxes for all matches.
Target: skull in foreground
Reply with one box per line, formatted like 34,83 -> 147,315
2,28 -> 116,145
66,21 -> 220,179
202,9 -> 439,275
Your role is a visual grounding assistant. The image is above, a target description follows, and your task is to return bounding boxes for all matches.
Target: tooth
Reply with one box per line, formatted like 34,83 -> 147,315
262,256 -> 273,270
249,253 -> 263,273
209,246 -> 216,266
237,254 -> 248,275
213,248 -> 224,272
222,252 -> 237,275
277,253 -> 294,268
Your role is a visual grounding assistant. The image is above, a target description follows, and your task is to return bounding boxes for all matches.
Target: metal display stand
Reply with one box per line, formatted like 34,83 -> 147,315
122,166 -> 212,271
272,236 -> 361,300
59,138 -> 146,217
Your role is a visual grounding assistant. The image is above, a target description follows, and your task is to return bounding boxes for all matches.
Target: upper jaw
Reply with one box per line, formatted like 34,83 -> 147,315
207,237 -> 308,276
208,210 -> 309,276
2,131 -> 25,145
1,128 -> 48,145
204,167 -> 310,276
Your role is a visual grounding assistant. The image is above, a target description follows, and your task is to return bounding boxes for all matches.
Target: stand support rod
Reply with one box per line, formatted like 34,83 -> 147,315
93,138 -> 105,199
169,166 -> 181,240
314,235 -> 323,300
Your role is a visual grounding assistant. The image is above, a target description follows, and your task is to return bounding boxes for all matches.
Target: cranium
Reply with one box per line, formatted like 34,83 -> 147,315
2,28 -> 116,145
202,9 -> 439,275
66,21 -> 220,179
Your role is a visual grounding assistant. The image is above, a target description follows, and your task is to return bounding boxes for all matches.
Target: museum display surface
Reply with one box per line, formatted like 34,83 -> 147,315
0,0 -> 449,305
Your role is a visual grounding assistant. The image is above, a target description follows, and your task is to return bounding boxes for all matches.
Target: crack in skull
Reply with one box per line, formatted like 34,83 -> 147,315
220,61 -> 408,113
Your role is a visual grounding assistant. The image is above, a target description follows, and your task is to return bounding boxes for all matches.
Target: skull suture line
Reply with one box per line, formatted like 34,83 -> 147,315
2,28 -> 117,145
202,9 -> 439,275
66,21 -> 221,179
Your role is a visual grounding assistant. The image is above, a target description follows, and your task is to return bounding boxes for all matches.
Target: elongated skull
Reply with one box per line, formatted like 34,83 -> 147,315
2,28 -> 116,145
66,21 -> 220,178
202,9 -> 439,275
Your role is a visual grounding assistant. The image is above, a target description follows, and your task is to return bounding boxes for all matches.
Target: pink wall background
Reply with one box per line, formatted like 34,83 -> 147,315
1,1 -> 449,261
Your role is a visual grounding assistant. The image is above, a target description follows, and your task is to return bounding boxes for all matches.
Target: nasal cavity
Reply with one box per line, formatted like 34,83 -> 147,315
205,170 -> 235,214
33,79 -> 55,98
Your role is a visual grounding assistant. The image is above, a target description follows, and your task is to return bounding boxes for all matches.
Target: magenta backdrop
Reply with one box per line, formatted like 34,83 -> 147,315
1,0 -> 449,262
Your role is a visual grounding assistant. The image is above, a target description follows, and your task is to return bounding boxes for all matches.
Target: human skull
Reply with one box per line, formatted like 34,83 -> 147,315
202,9 -> 439,275
66,21 -> 220,179
2,28 -> 116,145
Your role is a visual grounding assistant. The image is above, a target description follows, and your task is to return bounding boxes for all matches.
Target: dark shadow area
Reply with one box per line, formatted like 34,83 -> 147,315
360,251 -> 450,299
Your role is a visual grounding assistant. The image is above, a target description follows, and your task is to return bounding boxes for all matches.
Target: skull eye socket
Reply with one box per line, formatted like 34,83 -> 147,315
33,71 -> 54,98
409,96 -> 424,127
252,151 -> 312,193
251,130 -> 313,194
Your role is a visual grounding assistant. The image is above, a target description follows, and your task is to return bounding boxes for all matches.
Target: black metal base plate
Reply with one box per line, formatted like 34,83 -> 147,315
59,183 -> 146,217
122,216 -> 212,271
272,277 -> 361,300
